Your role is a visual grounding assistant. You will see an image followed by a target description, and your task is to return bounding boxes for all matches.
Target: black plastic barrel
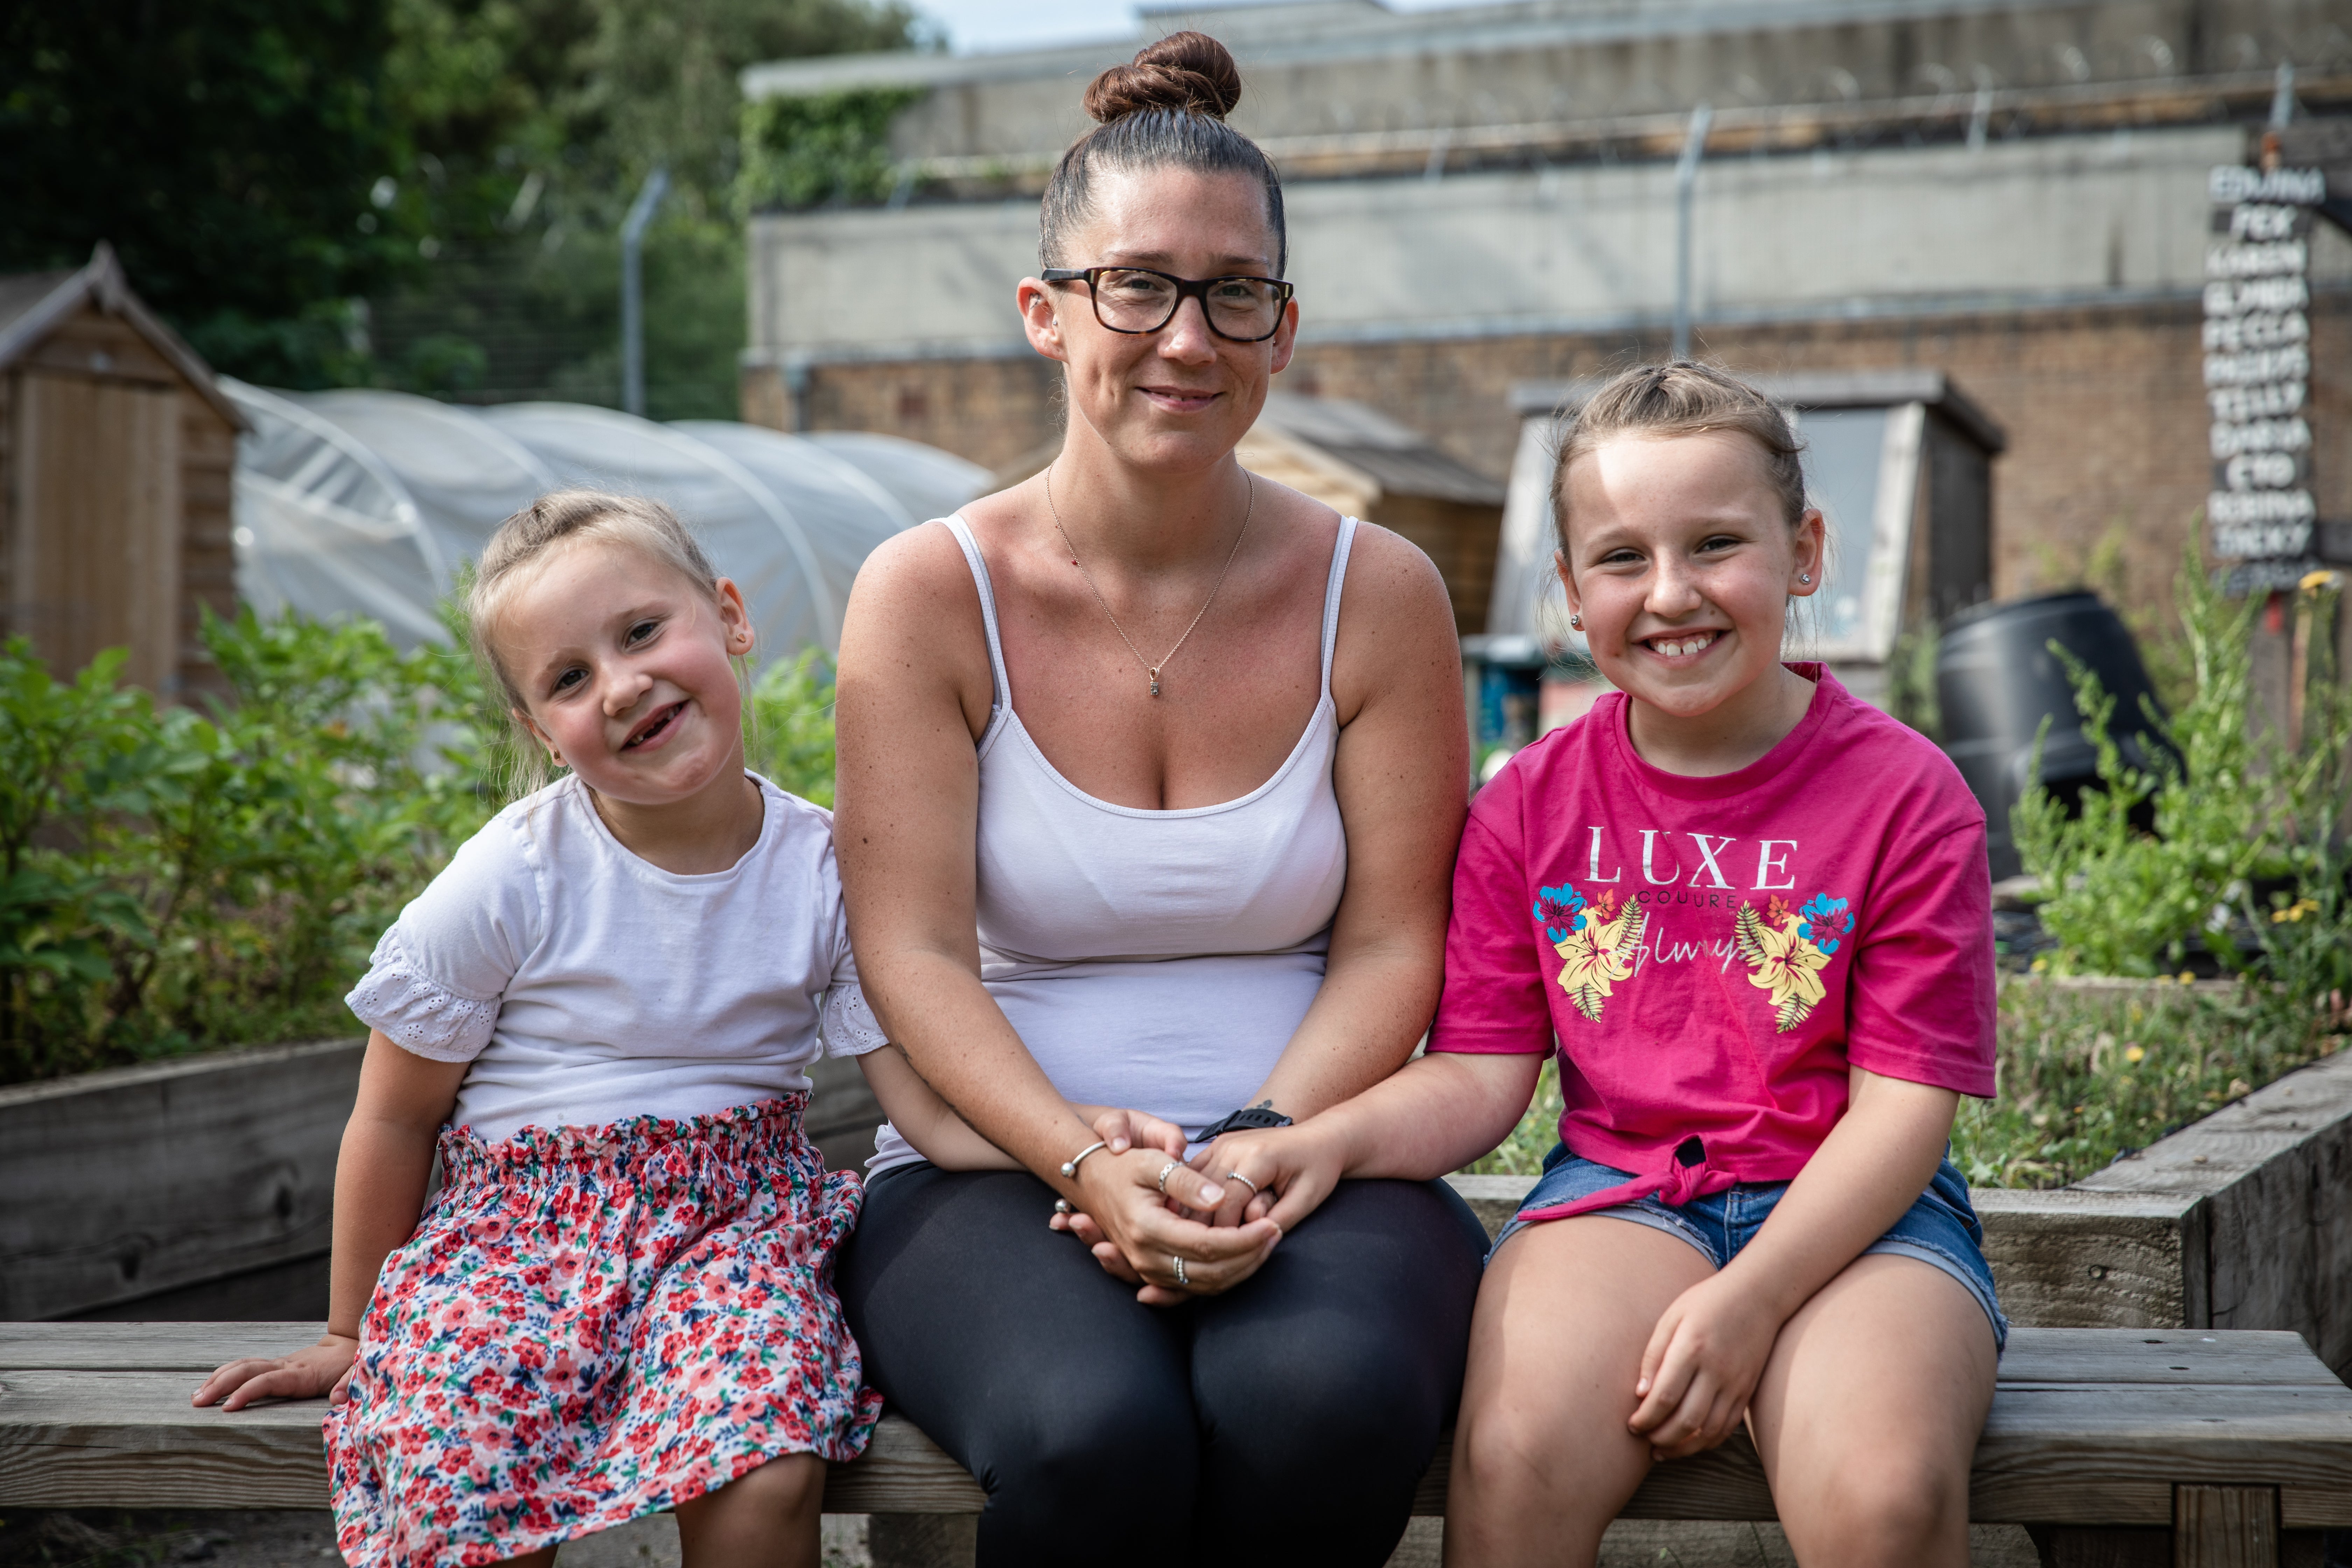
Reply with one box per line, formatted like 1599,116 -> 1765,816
1936,590 -> 2172,881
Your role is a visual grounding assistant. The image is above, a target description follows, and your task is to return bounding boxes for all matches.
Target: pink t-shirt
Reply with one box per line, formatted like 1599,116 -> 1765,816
1432,666 -> 1995,1209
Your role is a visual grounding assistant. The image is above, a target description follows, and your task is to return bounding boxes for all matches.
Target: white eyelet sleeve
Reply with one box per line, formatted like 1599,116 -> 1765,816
345,815 -> 539,1063
820,981 -> 890,1058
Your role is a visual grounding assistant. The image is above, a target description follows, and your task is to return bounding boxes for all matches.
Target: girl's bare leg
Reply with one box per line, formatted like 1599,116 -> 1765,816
1749,1254 -> 1996,1568
1443,1216 -> 1715,1568
673,1454 -> 826,1568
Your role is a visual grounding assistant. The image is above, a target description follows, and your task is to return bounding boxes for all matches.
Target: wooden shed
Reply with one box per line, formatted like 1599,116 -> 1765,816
0,243 -> 245,696
1237,392 -> 1507,636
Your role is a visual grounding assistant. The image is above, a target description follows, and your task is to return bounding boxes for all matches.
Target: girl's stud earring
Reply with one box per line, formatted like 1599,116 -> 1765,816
1569,613 -> 1583,631
1798,572 -> 1812,585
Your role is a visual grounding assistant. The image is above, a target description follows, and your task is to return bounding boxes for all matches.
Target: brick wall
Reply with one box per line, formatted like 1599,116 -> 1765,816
750,289 -> 2351,627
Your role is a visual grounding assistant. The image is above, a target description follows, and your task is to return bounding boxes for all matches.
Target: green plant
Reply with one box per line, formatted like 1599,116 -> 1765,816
2012,546 -> 2278,977
1462,1057 -> 1564,1176
1954,978 -> 2338,1188
747,648 -> 838,806
734,88 -> 923,214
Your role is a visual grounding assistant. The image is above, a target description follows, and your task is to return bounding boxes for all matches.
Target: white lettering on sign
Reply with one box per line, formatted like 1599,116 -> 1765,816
2204,276 -> 2310,315
2228,203 -> 2304,240
2209,165 -> 2327,204
2208,382 -> 2307,421
2223,451 -> 2303,490
2211,520 -> 2315,558
2208,489 -> 2317,525
2204,346 -> 2310,386
2205,240 -> 2309,277
2210,418 -> 2311,458
2202,312 -> 2308,352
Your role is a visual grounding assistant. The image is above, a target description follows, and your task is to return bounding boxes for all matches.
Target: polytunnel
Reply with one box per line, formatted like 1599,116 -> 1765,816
223,384 -> 987,660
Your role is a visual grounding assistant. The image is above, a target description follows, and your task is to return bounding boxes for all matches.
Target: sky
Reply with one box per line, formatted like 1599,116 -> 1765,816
911,0 -> 1494,56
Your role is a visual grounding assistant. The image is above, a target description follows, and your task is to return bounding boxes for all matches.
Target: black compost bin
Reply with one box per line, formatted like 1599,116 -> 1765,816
1937,590 -> 2171,881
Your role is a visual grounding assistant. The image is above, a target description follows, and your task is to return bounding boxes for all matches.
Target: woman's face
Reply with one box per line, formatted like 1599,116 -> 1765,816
1020,164 -> 1297,475
1556,430 -> 1823,725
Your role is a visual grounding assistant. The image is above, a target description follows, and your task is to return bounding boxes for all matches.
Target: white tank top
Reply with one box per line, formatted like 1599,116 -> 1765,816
866,514 -> 1357,1174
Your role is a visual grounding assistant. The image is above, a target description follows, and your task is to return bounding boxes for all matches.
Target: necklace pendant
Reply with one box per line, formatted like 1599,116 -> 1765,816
1148,668 -> 1162,698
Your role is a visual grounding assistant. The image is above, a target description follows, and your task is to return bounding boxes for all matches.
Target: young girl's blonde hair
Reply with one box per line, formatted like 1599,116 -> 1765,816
1549,360 -> 1823,646
466,489 -> 729,797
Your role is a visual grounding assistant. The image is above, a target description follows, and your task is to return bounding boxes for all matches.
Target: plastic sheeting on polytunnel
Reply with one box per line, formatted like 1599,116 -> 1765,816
225,386 -> 986,662
480,403 -> 840,657
801,430 -> 989,530
224,379 -> 454,649
673,422 -> 921,619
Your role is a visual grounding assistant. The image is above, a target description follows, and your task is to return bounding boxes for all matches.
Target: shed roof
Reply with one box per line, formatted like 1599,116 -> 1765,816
0,244 -> 247,430
1258,391 -> 1506,505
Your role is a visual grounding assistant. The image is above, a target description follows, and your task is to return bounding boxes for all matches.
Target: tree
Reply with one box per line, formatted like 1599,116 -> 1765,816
0,0 -> 919,393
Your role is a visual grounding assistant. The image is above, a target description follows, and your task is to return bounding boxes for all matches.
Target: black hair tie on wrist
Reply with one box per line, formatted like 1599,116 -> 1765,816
1196,1105 -> 1292,1140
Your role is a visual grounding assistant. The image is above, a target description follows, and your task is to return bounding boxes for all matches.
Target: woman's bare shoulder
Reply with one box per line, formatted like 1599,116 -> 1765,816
1329,518 -> 1463,716
838,515 -> 994,724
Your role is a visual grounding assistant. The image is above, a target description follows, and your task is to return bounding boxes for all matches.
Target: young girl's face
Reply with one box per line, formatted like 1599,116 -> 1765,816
498,539 -> 756,807
1556,430 -> 1824,725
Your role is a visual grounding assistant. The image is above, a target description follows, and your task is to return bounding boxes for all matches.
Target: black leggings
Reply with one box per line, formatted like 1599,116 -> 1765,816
839,1164 -> 1489,1568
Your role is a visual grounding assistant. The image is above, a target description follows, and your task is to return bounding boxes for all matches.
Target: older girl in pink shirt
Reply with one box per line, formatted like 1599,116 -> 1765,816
1206,362 -> 2002,1567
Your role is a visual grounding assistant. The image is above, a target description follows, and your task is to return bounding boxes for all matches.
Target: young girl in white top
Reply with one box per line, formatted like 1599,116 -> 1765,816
195,490 -> 945,1568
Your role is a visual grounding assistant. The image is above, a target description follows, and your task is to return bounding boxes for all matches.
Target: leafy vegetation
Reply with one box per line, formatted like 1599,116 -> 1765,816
0,615 -> 839,1088
2,0 -> 920,397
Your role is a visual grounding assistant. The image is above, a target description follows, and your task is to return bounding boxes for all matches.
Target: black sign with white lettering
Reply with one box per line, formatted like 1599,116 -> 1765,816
2205,164 -> 2326,567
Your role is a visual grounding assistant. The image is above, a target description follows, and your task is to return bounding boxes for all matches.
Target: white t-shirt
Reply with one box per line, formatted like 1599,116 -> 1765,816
346,771 -> 886,1142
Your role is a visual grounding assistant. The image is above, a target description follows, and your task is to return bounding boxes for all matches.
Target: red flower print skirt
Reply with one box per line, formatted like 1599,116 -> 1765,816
324,1095 -> 881,1568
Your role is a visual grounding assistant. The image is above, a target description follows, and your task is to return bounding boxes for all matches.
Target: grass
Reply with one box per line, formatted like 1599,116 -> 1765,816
1461,978 -> 2348,1189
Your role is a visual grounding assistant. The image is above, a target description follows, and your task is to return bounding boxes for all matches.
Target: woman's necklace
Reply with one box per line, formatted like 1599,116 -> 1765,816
1044,465 -> 1254,698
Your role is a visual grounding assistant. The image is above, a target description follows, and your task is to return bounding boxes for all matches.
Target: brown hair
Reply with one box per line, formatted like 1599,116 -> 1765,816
1039,31 -> 1286,273
1549,361 -> 1809,560
466,488 -> 727,795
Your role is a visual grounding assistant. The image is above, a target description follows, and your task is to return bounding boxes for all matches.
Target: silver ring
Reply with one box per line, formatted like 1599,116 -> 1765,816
1225,1172 -> 1258,1197
1156,1160 -> 1179,1196
1171,1254 -> 1190,1287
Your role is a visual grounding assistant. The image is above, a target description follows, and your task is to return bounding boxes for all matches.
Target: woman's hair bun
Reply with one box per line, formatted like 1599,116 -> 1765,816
1083,31 -> 1242,123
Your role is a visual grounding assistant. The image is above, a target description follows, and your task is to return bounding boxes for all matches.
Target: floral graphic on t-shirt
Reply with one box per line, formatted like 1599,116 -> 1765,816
1734,892 -> 1847,1032
1539,884 -> 1646,1023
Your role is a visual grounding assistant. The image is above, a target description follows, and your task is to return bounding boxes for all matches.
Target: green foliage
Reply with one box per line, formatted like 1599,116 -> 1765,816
2015,550 -> 2351,986
0,616 -> 496,1085
747,649 -> 839,807
4,0 -> 918,392
1462,1057 -> 1564,1177
735,89 -> 924,213
1885,621 -> 1942,740
0,0 -> 422,386
1953,979 -> 2342,1188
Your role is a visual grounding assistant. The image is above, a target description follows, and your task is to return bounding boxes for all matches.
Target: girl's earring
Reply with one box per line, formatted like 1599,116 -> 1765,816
1569,613 -> 1583,631
1798,572 -> 1812,585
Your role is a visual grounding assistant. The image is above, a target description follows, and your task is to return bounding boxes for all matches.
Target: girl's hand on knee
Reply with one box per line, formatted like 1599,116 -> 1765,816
1628,1276 -> 1779,1460
193,1334 -> 360,1412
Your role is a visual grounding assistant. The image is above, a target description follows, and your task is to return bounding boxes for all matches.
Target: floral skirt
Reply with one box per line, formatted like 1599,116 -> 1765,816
324,1095 -> 881,1568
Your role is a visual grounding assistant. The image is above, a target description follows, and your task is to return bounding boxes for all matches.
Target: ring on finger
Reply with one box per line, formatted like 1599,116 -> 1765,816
1155,1160 -> 1179,1196
1224,1171 -> 1258,1197
1171,1253 -> 1190,1288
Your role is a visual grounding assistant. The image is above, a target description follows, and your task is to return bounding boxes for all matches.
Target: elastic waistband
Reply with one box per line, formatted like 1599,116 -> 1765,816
439,1094 -> 812,1187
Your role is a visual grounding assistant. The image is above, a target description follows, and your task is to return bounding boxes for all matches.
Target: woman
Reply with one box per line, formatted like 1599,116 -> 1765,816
832,30 -> 1490,1568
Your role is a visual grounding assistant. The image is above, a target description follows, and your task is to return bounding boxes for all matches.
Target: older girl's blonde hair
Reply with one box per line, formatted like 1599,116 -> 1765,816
1549,360 -> 1809,559
466,489 -> 728,797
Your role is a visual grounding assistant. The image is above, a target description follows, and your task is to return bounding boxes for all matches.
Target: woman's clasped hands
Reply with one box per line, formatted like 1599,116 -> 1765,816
1051,1108 -> 1350,1305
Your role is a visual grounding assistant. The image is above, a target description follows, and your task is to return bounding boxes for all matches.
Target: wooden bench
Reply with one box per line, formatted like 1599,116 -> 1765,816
4,1323 -> 2350,1566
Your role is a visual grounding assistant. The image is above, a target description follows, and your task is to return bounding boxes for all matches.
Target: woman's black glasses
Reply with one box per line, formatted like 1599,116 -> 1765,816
1042,267 -> 1294,343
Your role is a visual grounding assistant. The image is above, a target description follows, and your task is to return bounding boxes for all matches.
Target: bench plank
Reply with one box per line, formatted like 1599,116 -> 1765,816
7,1326 -> 2352,1530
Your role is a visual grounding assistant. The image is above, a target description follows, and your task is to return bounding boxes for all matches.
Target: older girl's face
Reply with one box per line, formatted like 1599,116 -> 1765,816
1019,165 -> 1297,475
1556,431 -> 1824,726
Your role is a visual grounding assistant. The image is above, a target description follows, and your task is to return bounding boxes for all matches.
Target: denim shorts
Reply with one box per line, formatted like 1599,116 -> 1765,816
1490,1146 -> 2008,1350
